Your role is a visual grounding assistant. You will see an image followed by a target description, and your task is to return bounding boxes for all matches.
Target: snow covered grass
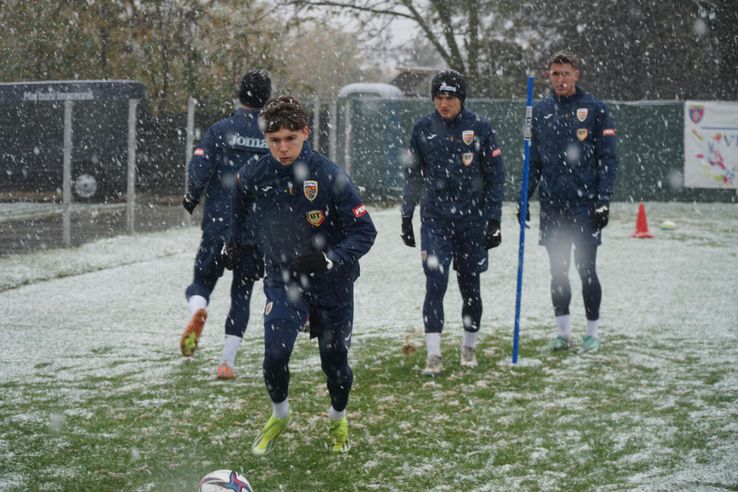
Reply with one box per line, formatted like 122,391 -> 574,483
1,202 -> 737,491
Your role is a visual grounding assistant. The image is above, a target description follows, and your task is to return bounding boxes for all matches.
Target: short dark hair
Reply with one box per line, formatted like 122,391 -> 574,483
547,52 -> 582,70
259,95 -> 308,134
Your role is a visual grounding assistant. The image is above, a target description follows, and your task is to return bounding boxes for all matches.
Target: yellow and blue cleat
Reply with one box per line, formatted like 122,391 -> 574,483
251,415 -> 290,456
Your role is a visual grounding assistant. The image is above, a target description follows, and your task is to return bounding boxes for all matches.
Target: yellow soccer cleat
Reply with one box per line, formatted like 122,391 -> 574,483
251,415 -> 290,456
329,417 -> 351,453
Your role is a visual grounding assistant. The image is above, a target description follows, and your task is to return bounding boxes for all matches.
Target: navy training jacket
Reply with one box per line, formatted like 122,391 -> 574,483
528,87 -> 618,207
231,141 -> 377,287
401,108 -> 505,224
186,107 -> 268,232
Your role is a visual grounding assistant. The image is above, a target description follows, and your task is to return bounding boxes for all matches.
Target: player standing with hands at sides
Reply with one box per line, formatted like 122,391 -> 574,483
519,52 -> 618,353
400,70 -> 505,376
226,95 -> 376,455
180,70 -> 271,380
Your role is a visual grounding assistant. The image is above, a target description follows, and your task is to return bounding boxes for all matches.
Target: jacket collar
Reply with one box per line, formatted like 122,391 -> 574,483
432,108 -> 467,128
233,106 -> 260,119
553,86 -> 584,105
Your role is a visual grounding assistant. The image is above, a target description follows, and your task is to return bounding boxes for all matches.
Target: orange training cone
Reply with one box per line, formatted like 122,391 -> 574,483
632,202 -> 654,238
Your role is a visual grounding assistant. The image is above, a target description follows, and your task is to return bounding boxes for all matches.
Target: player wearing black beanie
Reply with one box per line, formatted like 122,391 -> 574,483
239,69 -> 272,108
430,70 -> 466,104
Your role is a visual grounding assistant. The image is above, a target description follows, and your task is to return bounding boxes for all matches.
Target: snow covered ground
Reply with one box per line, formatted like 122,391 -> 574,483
1,201 -> 737,489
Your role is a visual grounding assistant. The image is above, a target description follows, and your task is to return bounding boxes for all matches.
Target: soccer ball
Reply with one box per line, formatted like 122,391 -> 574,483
660,220 -> 677,231
198,469 -> 253,492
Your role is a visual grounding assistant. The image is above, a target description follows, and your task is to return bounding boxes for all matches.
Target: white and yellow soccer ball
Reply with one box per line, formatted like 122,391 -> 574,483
198,469 -> 253,492
660,220 -> 677,231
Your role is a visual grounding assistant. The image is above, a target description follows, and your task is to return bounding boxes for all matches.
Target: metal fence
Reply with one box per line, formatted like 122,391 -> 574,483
2,87 -> 735,256
336,97 -> 738,203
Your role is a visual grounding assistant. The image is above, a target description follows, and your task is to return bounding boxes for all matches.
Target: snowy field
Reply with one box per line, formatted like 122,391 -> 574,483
1,201 -> 737,490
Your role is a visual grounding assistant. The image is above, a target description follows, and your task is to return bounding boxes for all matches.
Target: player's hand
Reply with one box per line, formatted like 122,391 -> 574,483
401,217 -> 415,247
516,202 -> 530,226
296,251 -> 333,274
592,203 -> 610,229
220,241 -> 240,270
182,195 -> 198,215
485,219 -> 501,249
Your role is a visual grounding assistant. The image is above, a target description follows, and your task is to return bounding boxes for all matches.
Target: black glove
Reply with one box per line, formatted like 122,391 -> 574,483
516,202 -> 530,225
401,217 -> 416,247
485,219 -> 501,249
592,203 -> 609,229
220,241 -> 240,271
296,251 -> 332,274
182,195 -> 198,215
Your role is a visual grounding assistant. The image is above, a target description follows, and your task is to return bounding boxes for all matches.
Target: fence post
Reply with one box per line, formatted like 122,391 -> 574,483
184,97 -> 196,225
343,99 -> 352,176
312,98 -> 321,153
62,100 -> 73,248
329,100 -> 337,162
126,99 -> 139,234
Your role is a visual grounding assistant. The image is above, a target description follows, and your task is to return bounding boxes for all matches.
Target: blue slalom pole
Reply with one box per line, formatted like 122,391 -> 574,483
512,75 -> 535,365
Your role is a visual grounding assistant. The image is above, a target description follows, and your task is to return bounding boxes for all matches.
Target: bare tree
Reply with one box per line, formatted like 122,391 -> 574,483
276,0 -> 484,86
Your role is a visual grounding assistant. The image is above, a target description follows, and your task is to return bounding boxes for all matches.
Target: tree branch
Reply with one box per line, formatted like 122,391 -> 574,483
280,0 -> 416,20
429,0 -> 465,73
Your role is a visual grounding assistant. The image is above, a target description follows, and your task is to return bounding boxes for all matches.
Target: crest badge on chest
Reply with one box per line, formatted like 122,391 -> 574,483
576,108 -> 588,122
306,210 -> 325,227
462,152 -> 474,166
462,130 -> 475,146
577,128 -> 589,141
303,180 -> 318,201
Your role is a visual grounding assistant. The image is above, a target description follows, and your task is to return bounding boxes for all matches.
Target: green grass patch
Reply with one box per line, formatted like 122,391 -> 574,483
1,330 -> 736,491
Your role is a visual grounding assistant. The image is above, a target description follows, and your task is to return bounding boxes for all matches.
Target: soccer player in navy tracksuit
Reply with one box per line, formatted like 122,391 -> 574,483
520,52 -> 618,353
180,70 -> 270,380
226,95 -> 376,455
400,70 -> 505,376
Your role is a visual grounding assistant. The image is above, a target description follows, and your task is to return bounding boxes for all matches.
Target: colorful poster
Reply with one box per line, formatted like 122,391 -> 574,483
684,101 -> 738,189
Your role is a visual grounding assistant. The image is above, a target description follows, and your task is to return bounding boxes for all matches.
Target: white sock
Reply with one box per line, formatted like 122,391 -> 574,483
328,407 -> 346,420
425,332 -> 442,358
462,330 -> 478,349
272,399 -> 289,419
586,319 -> 599,338
556,315 -> 572,339
188,295 -> 207,314
220,335 -> 242,367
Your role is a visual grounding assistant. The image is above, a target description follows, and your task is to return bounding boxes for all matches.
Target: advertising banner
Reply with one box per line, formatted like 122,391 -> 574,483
684,101 -> 738,189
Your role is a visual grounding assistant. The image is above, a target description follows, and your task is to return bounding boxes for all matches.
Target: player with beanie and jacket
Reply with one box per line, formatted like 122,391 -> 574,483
400,70 -> 506,375
180,69 -> 271,380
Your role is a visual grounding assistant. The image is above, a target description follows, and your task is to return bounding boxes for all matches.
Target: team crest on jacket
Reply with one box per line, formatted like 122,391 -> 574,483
462,130 -> 475,145
193,148 -> 205,157
306,210 -> 325,227
576,108 -> 589,122
462,152 -> 474,166
577,128 -> 589,141
303,180 -> 318,201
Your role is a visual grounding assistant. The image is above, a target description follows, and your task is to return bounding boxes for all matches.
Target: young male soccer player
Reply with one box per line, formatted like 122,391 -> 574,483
227,95 -> 377,454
